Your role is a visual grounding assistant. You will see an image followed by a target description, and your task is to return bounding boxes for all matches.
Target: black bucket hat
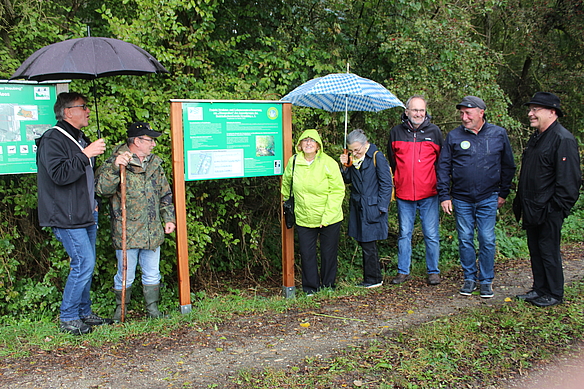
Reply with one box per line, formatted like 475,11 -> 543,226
523,92 -> 563,117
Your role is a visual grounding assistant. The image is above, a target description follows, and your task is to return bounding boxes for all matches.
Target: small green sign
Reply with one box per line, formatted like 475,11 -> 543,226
182,101 -> 284,180
0,83 -> 58,175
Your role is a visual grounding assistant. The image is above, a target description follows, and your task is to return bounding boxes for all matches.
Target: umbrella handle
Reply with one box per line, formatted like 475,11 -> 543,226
343,149 -> 353,167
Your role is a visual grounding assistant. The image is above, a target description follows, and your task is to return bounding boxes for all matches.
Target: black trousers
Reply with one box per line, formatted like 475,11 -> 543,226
525,211 -> 565,300
360,240 -> 382,284
296,222 -> 341,293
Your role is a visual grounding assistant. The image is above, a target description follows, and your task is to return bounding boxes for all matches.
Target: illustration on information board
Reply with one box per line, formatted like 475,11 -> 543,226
0,84 -> 58,175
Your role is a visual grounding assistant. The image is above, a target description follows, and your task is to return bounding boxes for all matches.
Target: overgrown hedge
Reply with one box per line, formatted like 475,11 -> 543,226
0,0 -> 583,320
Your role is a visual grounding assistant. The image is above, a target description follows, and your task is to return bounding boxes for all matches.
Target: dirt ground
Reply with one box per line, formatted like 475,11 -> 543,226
1,244 -> 583,389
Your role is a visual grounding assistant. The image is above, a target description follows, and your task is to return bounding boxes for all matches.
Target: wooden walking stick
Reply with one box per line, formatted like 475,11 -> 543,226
120,164 -> 128,323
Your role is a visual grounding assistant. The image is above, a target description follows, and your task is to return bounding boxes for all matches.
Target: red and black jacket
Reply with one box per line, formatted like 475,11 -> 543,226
387,114 -> 443,201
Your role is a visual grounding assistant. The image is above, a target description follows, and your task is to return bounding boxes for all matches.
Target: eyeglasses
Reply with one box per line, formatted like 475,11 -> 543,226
407,108 -> 426,114
350,144 -> 365,154
301,138 -> 317,144
66,104 -> 89,111
527,107 -> 546,114
138,136 -> 156,144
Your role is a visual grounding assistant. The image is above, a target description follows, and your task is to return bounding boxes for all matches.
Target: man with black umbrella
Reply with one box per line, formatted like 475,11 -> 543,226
36,92 -> 113,335
514,92 -> 581,307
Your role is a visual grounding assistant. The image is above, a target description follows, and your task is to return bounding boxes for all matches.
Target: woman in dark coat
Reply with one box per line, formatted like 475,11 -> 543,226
339,129 -> 393,288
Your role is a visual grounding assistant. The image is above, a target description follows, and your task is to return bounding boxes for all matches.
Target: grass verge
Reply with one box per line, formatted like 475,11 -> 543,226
0,285 -> 349,358
228,281 -> 584,388
1,274 -> 582,389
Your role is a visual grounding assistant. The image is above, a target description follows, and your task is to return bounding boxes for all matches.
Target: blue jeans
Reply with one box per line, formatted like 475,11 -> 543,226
52,211 -> 98,321
396,196 -> 440,275
452,194 -> 498,284
114,247 -> 161,290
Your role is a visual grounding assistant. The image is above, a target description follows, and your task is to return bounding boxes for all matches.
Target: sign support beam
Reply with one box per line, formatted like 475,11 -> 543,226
170,101 -> 192,314
281,103 -> 295,298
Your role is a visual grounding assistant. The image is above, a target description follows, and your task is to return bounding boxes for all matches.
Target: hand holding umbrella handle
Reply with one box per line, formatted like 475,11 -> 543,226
342,149 -> 353,167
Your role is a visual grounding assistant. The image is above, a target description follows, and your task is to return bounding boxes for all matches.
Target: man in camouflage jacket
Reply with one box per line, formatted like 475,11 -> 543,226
96,122 -> 176,320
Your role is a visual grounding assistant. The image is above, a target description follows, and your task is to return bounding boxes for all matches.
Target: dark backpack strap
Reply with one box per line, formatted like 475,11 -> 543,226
289,154 -> 297,198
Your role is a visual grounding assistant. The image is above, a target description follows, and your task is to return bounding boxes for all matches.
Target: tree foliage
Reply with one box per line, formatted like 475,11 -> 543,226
0,0 -> 581,318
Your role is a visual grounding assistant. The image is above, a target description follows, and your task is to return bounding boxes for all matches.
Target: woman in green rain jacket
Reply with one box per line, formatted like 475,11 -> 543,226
281,129 -> 345,295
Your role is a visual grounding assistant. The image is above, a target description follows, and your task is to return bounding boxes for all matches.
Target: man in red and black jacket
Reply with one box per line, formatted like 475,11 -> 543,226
387,95 -> 443,286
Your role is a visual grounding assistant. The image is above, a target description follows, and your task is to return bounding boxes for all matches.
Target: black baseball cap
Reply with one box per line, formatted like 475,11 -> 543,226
127,122 -> 162,138
456,96 -> 486,110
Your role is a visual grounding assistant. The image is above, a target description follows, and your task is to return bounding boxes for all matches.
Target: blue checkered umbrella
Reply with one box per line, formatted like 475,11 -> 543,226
281,73 -> 404,148
281,72 -> 404,113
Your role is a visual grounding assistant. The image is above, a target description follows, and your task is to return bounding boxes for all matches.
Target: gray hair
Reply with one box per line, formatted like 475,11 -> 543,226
346,129 -> 368,146
127,137 -> 138,147
405,95 -> 427,109
54,92 -> 87,121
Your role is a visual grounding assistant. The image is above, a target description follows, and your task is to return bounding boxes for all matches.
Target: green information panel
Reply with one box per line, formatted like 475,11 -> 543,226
182,101 -> 284,180
0,83 -> 58,175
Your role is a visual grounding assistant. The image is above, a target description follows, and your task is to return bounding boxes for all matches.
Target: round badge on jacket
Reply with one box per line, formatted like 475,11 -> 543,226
460,140 -> 471,149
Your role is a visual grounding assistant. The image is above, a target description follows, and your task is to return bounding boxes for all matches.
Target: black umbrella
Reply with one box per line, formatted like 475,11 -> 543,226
10,37 -> 169,136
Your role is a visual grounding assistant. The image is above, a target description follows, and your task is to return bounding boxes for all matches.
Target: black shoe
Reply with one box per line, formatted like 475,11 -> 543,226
480,283 -> 494,298
81,313 -> 114,326
516,290 -> 540,301
531,295 -> 563,307
60,319 -> 92,335
459,280 -> 477,296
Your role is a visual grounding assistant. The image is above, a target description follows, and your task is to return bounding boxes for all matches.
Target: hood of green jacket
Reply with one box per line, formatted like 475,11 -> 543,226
296,129 -> 324,154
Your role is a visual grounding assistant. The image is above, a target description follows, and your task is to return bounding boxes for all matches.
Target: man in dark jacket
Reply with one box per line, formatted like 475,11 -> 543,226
437,96 -> 516,298
387,95 -> 443,285
513,92 -> 581,307
36,92 -> 112,335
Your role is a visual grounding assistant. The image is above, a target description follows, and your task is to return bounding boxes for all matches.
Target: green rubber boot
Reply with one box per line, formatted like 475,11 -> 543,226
143,284 -> 164,318
113,287 -> 132,322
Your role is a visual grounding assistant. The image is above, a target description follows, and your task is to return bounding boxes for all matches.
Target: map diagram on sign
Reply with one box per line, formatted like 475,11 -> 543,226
187,149 -> 244,180
16,105 -> 38,120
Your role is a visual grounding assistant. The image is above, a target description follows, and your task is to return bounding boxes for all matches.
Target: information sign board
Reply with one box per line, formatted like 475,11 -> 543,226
0,83 -> 58,175
182,101 -> 284,180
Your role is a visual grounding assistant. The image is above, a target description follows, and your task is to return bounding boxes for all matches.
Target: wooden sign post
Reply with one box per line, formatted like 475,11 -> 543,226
280,103 -> 295,298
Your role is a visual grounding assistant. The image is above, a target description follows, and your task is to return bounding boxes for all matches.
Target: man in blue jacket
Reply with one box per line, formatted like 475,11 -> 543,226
36,92 -> 112,335
513,92 -> 581,307
437,96 -> 516,298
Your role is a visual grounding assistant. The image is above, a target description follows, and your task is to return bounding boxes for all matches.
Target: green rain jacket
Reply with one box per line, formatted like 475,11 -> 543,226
281,129 -> 345,228
96,143 -> 176,250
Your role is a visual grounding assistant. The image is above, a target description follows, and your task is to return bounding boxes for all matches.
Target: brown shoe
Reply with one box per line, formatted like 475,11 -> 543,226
391,273 -> 410,284
427,274 -> 441,285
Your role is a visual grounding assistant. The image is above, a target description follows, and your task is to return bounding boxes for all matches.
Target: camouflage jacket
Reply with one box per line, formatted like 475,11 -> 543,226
96,144 -> 176,250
